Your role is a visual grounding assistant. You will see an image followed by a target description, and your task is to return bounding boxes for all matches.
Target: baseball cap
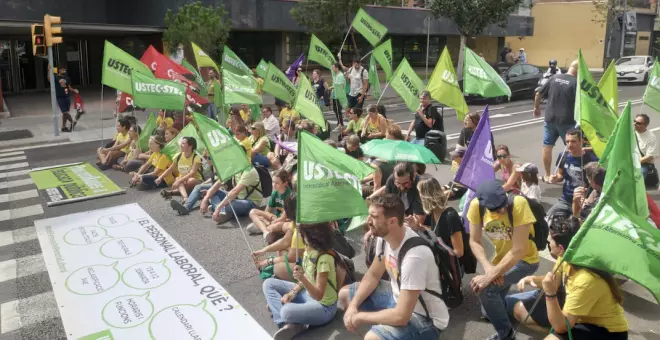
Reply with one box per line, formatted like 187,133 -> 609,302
476,180 -> 508,211
516,163 -> 538,175
450,146 -> 466,159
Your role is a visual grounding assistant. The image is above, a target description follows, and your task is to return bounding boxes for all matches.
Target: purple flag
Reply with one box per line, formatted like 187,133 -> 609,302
454,105 -> 495,191
285,53 -> 305,81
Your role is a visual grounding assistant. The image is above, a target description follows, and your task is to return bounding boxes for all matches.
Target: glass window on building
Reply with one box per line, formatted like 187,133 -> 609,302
228,32 -> 277,67
624,32 -> 638,56
392,36 -> 445,67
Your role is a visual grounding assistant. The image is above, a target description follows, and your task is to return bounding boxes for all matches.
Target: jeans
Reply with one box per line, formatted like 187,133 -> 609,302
124,160 -> 143,173
479,260 -> 539,338
209,190 -> 257,217
140,174 -> 168,189
262,278 -> 337,327
411,138 -> 426,146
207,103 -> 217,120
332,99 -> 344,125
185,183 -> 213,211
348,280 -> 440,340
252,153 -> 270,168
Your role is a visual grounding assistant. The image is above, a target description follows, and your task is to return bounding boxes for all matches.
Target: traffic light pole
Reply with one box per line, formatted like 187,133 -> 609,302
47,46 -> 60,136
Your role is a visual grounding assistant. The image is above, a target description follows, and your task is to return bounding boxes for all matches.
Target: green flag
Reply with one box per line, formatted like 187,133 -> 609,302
575,50 -> 617,157
221,46 -> 252,77
293,74 -> 326,131
131,71 -> 186,110
296,131 -> 376,223
262,62 -> 297,104
181,59 -> 208,97
137,112 -> 156,151
161,123 -> 206,159
428,46 -> 469,121
643,59 -> 660,113
369,55 -> 381,99
598,60 -> 619,113
331,70 -> 349,109
352,8 -> 387,47
389,58 -> 425,112
372,39 -> 393,81
562,184 -> 660,303
463,47 -> 511,99
193,112 -> 251,181
102,40 -> 153,94
256,59 -> 269,79
191,42 -> 219,72
308,35 -> 337,71
222,70 -> 263,105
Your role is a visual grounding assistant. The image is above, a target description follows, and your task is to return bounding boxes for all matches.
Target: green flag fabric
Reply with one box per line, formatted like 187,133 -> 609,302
191,42 -> 219,72
293,74 -> 326,131
137,112 -> 156,151
193,112 -> 251,181
643,60 -> 660,113
369,55 -> 381,99
256,59 -> 269,79
428,46 -> 469,121
575,50 -> 617,157
562,184 -> 660,303
352,8 -> 388,47
161,123 -> 205,159
222,69 -> 263,105
389,58 -> 425,112
131,71 -> 186,110
102,40 -> 153,94
463,47 -> 511,99
222,46 -> 252,77
332,70 -> 349,109
296,131 -> 376,223
598,60 -> 619,113
372,39 -> 393,81
308,35 -> 337,71
262,62 -> 297,104
181,59 -> 208,97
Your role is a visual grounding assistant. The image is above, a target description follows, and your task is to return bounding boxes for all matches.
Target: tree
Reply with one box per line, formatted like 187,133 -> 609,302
163,1 -> 231,63
429,0 -> 523,78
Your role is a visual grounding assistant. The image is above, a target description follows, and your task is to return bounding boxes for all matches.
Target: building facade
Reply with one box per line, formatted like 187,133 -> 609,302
0,0 -> 534,95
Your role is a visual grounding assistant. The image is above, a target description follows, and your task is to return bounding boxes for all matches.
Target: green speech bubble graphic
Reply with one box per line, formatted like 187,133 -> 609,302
63,226 -> 111,246
121,260 -> 171,290
65,262 -> 120,295
98,214 -> 130,227
100,237 -> 151,259
101,292 -> 155,329
148,300 -> 218,340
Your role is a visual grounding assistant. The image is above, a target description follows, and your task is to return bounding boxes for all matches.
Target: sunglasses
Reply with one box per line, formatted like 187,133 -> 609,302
496,154 -> 509,159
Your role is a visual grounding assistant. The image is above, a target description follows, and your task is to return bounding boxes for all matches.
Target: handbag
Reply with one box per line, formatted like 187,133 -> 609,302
636,136 -> 659,187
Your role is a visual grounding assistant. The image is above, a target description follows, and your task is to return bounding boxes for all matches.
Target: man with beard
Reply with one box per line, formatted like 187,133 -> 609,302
368,162 -> 426,225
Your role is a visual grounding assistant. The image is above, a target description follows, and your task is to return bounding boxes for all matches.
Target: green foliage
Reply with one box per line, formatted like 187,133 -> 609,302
163,1 -> 231,62
591,0 -> 633,24
429,0 -> 523,37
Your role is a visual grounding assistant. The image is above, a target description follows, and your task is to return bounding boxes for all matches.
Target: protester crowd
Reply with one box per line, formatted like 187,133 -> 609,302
89,50 -> 660,340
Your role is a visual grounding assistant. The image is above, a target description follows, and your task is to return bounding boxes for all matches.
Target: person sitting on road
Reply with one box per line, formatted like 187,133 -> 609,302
361,159 -> 395,198
164,126 -> 178,143
516,163 -> 542,202
369,162 -> 426,226
250,122 -> 271,168
234,124 -> 253,161
442,146 -> 467,200
338,194 -> 448,339
458,112 -> 480,148
345,135 -> 364,161
342,108 -> 365,137
168,157 -> 217,216
279,104 -> 300,139
116,124 -> 141,172
156,136 -> 203,202
240,103 -> 253,126
633,113 -> 658,186
263,222 -> 338,340
129,135 -> 173,190
494,144 -> 522,193
467,180 -> 540,340
97,117 -> 132,170
227,108 -> 245,135
572,162 -> 605,222
361,104 -> 388,143
261,106 -> 281,140
247,170 -> 292,239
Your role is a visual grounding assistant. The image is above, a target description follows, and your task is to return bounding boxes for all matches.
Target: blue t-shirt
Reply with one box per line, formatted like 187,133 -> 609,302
557,150 -> 599,203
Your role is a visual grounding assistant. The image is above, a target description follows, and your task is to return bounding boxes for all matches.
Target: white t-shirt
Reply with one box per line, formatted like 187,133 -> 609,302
376,227 -> 450,330
263,114 -> 281,140
636,129 -> 658,159
347,66 -> 368,97
521,182 -> 542,201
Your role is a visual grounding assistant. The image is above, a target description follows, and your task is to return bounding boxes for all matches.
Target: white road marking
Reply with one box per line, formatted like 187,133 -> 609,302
0,189 -> 39,204
0,292 -> 59,334
0,151 -> 25,158
0,156 -> 27,164
0,299 -> 21,334
490,113 -> 512,118
0,254 -> 46,284
0,163 -> 29,172
0,226 -> 37,248
0,178 -> 34,190
0,205 -> 43,222
0,169 -> 31,179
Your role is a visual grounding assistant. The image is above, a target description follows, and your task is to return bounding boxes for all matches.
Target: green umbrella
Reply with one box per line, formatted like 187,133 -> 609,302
361,139 -> 441,164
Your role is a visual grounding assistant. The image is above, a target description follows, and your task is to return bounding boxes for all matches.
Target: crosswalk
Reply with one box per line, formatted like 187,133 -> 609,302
0,150 -> 62,339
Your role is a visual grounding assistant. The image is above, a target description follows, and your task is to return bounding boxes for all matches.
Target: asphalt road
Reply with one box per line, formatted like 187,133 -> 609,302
0,83 -> 659,340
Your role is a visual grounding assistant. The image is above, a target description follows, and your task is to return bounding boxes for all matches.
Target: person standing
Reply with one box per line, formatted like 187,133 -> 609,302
338,56 -> 369,111
406,91 -> 443,145
206,69 -> 219,120
534,60 -> 578,182
311,69 -> 329,107
54,68 -> 78,132
330,63 -> 347,131
518,48 -> 527,64
505,48 -> 516,65
634,113 -> 658,186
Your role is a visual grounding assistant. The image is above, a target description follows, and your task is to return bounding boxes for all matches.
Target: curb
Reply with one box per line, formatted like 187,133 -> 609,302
0,136 -> 70,151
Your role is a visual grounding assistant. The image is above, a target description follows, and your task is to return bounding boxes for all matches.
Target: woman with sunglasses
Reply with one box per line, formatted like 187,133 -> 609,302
493,144 -> 521,193
250,122 -> 271,168
293,68 -> 303,87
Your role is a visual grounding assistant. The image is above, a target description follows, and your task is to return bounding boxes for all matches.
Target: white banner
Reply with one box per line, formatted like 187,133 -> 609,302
35,203 -> 271,340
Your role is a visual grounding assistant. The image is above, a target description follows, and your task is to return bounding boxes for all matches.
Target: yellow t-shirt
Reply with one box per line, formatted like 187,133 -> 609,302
279,108 -> 300,127
115,132 -> 131,153
239,109 -> 250,123
156,116 -> 174,128
249,135 -> 271,156
236,137 -> 252,160
256,78 -> 264,94
303,249 -> 337,306
147,152 -> 174,185
174,152 -> 202,181
290,223 -> 305,250
559,263 -> 628,333
467,195 -> 539,265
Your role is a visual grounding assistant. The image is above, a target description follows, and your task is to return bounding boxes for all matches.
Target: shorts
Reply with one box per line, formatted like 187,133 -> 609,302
552,323 -> 628,340
543,122 -> 575,147
57,96 -> 71,113
347,94 -> 363,109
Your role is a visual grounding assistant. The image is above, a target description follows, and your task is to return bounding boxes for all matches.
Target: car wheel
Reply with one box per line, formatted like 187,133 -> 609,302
643,72 -> 649,85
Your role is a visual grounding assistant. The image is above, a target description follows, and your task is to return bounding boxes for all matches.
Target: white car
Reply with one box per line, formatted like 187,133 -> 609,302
615,55 -> 653,84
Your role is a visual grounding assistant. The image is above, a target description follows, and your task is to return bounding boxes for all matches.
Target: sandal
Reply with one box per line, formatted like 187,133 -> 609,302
160,189 -> 172,199
112,164 -> 123,171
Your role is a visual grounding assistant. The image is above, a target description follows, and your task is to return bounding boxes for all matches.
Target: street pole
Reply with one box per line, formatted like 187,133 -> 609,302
426,15 -> 431,83
620,0 -> 627,58
47,46 -> 59,136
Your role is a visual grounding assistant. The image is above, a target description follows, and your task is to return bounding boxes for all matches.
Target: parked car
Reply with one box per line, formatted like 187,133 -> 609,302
615,55 -> 653,84
460,64 -> 543,104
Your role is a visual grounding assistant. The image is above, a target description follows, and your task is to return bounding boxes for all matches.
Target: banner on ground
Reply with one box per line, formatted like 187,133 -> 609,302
390,58 -> 425,112
598,59 -> 619,113
352,8 -> 388,47
137,112 -> 156,151
372,39 -> 393,81
131,71 -> 186,110
29,163 -> 124,206
262,62 -> 297,104
428,46 -> 469,121
193,112 -> 251,181
454,105 -> 495,191
191,42 -> 219,72
34,203 -> 272,339
369,55 -> 381,99
463,47 -> 511,99
308,34 -> 337,71
293,74 -> 326,130
256,59 -> 269,79
296,131 -> 375,223
643,59 -> 660,113
102,40 -> 153,94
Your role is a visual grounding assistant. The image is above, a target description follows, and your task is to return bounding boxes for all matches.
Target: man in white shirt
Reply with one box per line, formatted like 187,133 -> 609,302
338,56 -> 369,110
261,106 -> 281,140
634,113 -> 658,185
338,194 -> 448,340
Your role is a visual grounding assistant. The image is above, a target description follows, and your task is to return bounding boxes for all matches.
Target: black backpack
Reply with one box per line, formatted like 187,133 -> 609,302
382,229 -> 464,310
312,249 -> 356,292
231,165 -> 273,200
478,194 -> 549,251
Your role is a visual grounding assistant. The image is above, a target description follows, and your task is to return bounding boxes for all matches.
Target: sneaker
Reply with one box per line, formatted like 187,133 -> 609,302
214,209 -> 234,225
170,200 -> 190,215
61,127 -> 71,132
273,324 -> 307,340
246,223 -> 262,234
71,121 -> 77,131
486,331 -> 516,340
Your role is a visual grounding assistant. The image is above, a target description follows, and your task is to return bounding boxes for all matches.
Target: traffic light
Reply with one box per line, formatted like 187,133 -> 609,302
43,14 -> 63,46
31,24 -> 46,56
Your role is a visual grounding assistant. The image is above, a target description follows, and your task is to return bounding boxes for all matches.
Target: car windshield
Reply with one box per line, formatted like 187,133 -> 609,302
616,57 -> 646,66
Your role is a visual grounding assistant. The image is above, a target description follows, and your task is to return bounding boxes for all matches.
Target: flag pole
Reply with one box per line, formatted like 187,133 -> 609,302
360,49 -> 374,61
338,24 -> 353,56
376,81 -> 391,105
552,145 -> 569,176
100,86 -> 105,146
425,15 -> 431,83
226,197 -> 259,272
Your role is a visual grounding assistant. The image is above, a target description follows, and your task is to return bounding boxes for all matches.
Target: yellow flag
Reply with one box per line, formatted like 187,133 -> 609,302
597,60 -> 619,114
427,47 -> 469,121
191,42 -> 219,72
